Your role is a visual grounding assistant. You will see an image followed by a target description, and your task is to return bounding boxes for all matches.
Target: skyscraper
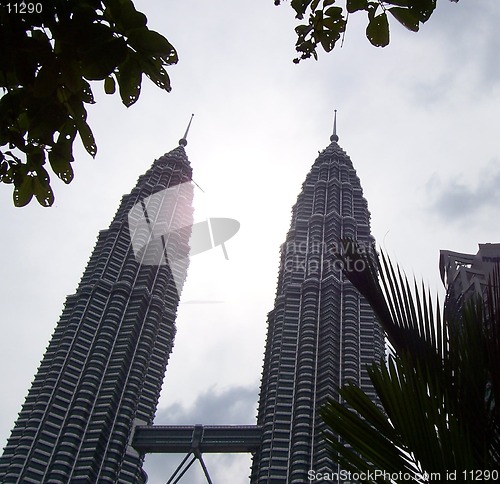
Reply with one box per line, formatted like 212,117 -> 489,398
0,130 -> 194,483
251,118 -> 384,482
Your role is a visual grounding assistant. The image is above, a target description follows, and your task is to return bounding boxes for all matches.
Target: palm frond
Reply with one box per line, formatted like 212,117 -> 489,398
322,240 -> 500,475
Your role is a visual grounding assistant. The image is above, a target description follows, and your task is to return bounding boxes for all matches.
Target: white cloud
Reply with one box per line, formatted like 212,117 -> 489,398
426,160 -> 500,223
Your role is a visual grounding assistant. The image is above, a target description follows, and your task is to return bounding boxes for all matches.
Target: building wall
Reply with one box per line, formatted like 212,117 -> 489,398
0,146 -> 193,483
440,243 -> 500,316
251,140 -> 384,483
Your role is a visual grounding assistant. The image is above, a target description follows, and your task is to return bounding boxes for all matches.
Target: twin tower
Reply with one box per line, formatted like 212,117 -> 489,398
0,117 -> 384,483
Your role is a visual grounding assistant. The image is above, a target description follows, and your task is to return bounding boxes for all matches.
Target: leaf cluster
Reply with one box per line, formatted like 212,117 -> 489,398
275,0 -> 459,63
321,242 -> 500,479
0,0 -> 177,206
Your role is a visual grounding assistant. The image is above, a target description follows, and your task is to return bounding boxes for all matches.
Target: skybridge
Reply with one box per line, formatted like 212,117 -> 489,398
132,424 -> 262,483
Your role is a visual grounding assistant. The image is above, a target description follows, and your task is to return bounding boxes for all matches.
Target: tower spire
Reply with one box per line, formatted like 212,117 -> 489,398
179,113 -> 194,147
330,109 -> 339,143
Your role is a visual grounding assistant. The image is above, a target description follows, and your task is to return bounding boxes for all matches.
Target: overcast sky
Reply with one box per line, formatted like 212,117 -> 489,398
1,1 -> 500,482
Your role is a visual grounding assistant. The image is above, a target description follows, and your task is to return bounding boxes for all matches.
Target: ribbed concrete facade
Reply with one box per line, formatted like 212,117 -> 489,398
251,135 -> 384,483
0,144 -> 193,483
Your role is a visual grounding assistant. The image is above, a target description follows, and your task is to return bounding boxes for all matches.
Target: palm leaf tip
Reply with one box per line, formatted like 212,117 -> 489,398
322,248 -> 500,474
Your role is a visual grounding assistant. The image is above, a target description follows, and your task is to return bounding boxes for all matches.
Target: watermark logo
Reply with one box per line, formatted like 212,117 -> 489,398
283,239 -> 375,277
127,182 -> 240,295
307,469 -> 460,482
189,217 -> 240,260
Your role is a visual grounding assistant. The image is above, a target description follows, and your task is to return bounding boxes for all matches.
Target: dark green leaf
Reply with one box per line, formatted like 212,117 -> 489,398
32,173 -> 54,207
64,96 -> 96,156
49,148 -> 74,184
389,7 -> 420,32
72,3 -> 99,25
121,9 -> 147,31
84,21 -> 114,44
32,63 -> 59,98
295,24 -> 313,36
104,0 -> 148,32
65,95 -> 86,122
1,170 -> 14,184
13,175 -> 34,207
290,0 -> 312,19
5,131 -> 26,151
11,36 -> 38,85
127,28 -> 176,59
346,0 -> 368,14
366,1 -> 379,21
0,159 -> 8,179
34,166 -> 50,187
312,9 -> 324,29
322,17 -> 343,30
366,12 -> 390,47
318,30 -> 340,52
75,119 -> 97,157
117,55 -> 142,106
60,60 -> 83,94
409,0 -> 436,22
104,75 -> 116,94
324,6 -> 343,19
27,99 -> 66,144
26,148 -> 45,170
0,89 -> 24,126
30,30 -> 53,64
138,57 -> 171,92
80,80 -> 95,104
47,121 -> 76,183
81,37 -> 128,80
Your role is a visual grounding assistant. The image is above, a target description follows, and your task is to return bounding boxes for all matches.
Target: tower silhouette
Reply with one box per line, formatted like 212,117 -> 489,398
1,115 -> 384,483
250,114 -> 384,482
0,128 -> 194,482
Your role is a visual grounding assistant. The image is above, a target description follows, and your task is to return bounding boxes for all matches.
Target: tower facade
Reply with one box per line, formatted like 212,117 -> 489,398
0,139 -> 193,482
251,126 -> 384,482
